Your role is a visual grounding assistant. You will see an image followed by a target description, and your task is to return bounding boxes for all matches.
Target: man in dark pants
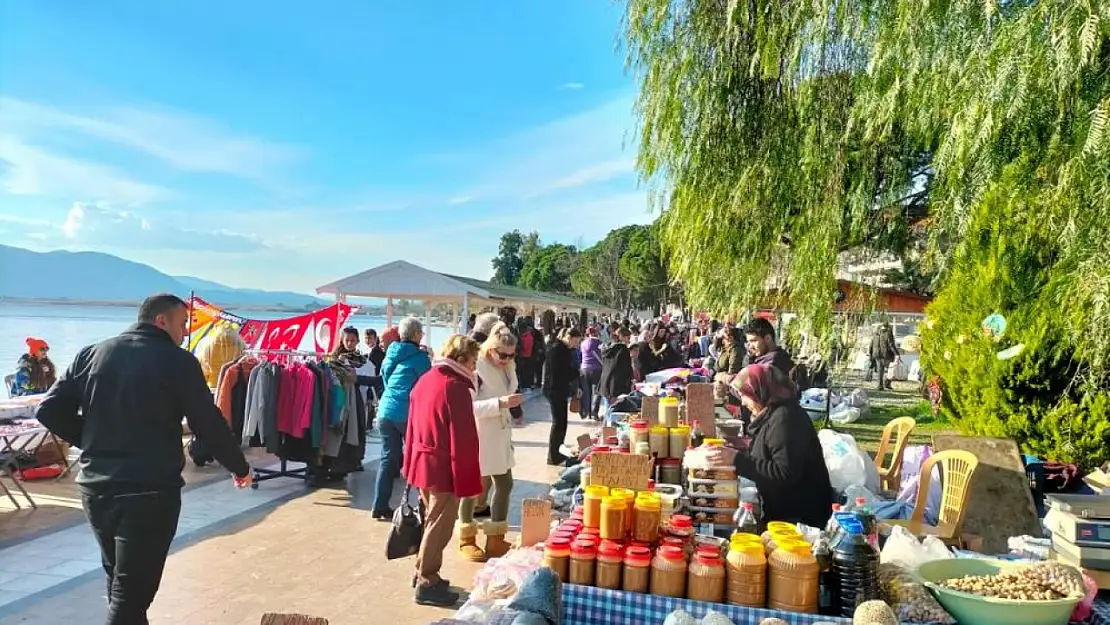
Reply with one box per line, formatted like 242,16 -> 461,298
543,327 -> 582,465
36,294 -> 252,625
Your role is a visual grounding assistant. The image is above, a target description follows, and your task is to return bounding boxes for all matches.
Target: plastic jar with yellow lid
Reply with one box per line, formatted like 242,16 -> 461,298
767,542 -> 819,613
582,485 -> 609,530
611,488 -> 636,533
726,540 -> 767,607
702,438 -> 725,447
766,521 -> 798,534
649,426 -> 670,457
659,397 -> 680,427
632,493 -> 662,543
600,496 -> 627,541
668,425 -> 690,461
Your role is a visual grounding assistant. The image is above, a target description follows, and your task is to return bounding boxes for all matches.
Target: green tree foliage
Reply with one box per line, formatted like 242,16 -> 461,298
568,223 -> 671,311
491,230 -> 526,286
519,243 -> 579,293
624,0 -> 1110,463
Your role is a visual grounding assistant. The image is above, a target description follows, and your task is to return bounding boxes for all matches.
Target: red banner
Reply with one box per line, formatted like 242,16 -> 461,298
256,303 -> 356,352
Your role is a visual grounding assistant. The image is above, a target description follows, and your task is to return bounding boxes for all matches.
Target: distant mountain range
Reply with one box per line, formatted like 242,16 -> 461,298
0,244 -> 327,309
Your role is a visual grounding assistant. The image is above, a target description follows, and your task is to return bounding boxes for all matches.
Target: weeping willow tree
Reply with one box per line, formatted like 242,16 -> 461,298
625,0 -> 1110,464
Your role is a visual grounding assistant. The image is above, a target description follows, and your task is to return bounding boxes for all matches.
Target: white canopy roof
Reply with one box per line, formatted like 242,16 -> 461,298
316,260 -> 616,313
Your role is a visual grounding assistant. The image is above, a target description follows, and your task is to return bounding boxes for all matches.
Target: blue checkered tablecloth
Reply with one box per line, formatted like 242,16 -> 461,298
1092,596 -> 1110,625
562,584 -> 850,624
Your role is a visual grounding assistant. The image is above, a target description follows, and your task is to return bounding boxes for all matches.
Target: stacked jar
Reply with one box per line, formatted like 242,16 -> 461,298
688,546 -> 727,602
632,492 -> 662,543
659,396 -> 680,427
629,420 -> 650,455
650,545 -> 688,597
583,485 -> 609,530
611,487 -> 637,535
623,545 -> 653,593
665,514 -> 695,559
668,425 -> 690,462
767,539 -> 819,614
600,496 -> 627,541
596,541 -> 624,590
569,537 -> 599,586
726,534 -> 767,607
544,536 -> 572,582
649,426 -> 670,458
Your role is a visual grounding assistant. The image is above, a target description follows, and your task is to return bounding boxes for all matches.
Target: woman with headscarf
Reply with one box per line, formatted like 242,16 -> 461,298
707,363 -> 834,527
10,337 -> 56,396
456,324 -> 522,562
404,334 -> 483,607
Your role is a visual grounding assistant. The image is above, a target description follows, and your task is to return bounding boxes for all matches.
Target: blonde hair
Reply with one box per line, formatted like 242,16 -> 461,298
439,334 -> 481,363
480,325 -> 518,367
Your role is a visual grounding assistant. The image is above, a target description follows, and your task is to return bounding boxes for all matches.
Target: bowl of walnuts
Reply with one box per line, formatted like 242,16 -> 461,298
916,558 -> 1085,625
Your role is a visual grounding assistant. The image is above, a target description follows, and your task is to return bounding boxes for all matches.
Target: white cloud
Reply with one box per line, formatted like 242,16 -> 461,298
0,97 -> 302,182
58,202 -> 266,252
444,96 -> 638,202
0,136 -> 173,204
448,195 -> 475,205
558,82 -> 586,90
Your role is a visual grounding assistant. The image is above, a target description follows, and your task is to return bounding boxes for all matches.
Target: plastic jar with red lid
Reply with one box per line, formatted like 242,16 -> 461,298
688,549 -> 727,602
650,545 -> 688,597
622,545 -> 652,593
544,536 -> 572,582
595,540 -> 625,589
569,538 -> 598,586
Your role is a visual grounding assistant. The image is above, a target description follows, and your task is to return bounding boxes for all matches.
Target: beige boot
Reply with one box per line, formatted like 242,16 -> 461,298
482,521 -> 512,559
457,522 -> 487,563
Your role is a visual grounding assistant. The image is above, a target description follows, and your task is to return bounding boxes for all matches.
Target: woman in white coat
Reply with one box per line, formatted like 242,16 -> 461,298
457,323 -> 523,562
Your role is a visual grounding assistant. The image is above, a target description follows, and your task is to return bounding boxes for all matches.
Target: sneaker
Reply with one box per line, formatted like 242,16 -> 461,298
414,583 -> 460,607
371,508 -> 394,521
411,575 -> 450,588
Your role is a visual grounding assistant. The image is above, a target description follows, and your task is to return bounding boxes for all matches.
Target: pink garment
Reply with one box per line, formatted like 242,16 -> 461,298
276,363 -> 315,436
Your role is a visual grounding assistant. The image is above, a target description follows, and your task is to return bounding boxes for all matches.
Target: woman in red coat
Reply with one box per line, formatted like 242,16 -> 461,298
403,334 -> 483,607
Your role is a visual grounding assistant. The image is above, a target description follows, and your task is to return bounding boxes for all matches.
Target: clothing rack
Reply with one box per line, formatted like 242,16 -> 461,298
243,348 -> 323,488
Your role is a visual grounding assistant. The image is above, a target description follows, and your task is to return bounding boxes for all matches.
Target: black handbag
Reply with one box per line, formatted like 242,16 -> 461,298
386,486 -> 424,560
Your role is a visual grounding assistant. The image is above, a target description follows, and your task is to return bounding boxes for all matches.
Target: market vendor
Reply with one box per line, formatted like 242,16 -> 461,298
9,337 -> 56,396
708,363 -> 834,528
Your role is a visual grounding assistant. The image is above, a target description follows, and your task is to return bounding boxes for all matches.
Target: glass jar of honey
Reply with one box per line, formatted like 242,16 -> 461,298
600,495 -> 628,541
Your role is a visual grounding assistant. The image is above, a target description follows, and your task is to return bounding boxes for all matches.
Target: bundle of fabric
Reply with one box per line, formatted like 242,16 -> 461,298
196,325 -> 246,386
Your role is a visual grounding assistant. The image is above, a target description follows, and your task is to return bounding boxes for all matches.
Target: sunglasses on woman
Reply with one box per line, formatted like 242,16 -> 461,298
496,351 -> 515,360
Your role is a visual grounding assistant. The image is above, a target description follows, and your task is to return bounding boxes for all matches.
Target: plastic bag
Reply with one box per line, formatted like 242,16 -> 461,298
829,404 -> 862,424
880,525 -> 951,570
819,429 -> 880,493
470,546 -> 546,601
879,564 -> 955,624
847,388 -> 870,409
1071,573 -> 1098,622
663,610 -> 698,625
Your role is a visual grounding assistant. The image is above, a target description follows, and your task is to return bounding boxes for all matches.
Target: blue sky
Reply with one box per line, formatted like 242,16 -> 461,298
0,2 -> 654,293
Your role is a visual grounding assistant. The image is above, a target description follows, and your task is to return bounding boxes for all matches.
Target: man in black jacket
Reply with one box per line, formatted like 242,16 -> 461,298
36,293 -> 252,625
543,327 -> 582,466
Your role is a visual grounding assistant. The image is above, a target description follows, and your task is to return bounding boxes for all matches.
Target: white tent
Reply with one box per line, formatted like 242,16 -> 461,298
316,260 -> 616,331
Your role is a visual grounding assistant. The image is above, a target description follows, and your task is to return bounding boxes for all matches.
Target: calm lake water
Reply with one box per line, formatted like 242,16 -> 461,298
1,302 -> 456,377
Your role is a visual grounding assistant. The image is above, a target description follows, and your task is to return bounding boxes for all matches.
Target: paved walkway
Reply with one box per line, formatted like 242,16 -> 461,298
0,392 -> 594,624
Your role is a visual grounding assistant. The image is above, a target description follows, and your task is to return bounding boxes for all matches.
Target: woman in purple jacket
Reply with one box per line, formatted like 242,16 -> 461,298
579,326 -> 604,420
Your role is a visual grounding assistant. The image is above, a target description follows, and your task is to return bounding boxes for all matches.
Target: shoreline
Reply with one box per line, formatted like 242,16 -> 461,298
0,297 -> 313,313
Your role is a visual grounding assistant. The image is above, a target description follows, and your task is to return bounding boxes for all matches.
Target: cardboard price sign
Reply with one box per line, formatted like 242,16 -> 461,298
519,498 -> 553,547
685,383 -> 716,434
590,452 -> 654,491
641,395 -> 660,424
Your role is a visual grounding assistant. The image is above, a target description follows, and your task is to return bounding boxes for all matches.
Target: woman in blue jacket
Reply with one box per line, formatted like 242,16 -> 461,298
372,317 -> 433,519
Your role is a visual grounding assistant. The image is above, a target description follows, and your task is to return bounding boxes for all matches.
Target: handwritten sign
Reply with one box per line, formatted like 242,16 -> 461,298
641,395 -> 660,424
520,498 -> 553,547
685,383 -> 716,434
576,433 -> 593,455
590,452 -> 653,491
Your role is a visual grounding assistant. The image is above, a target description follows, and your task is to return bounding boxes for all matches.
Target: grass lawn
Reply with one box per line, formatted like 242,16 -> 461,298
820,388 -> 956,454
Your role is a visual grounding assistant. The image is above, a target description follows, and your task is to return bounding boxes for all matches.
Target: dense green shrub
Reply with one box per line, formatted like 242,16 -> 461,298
920,189 -> 1110,469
